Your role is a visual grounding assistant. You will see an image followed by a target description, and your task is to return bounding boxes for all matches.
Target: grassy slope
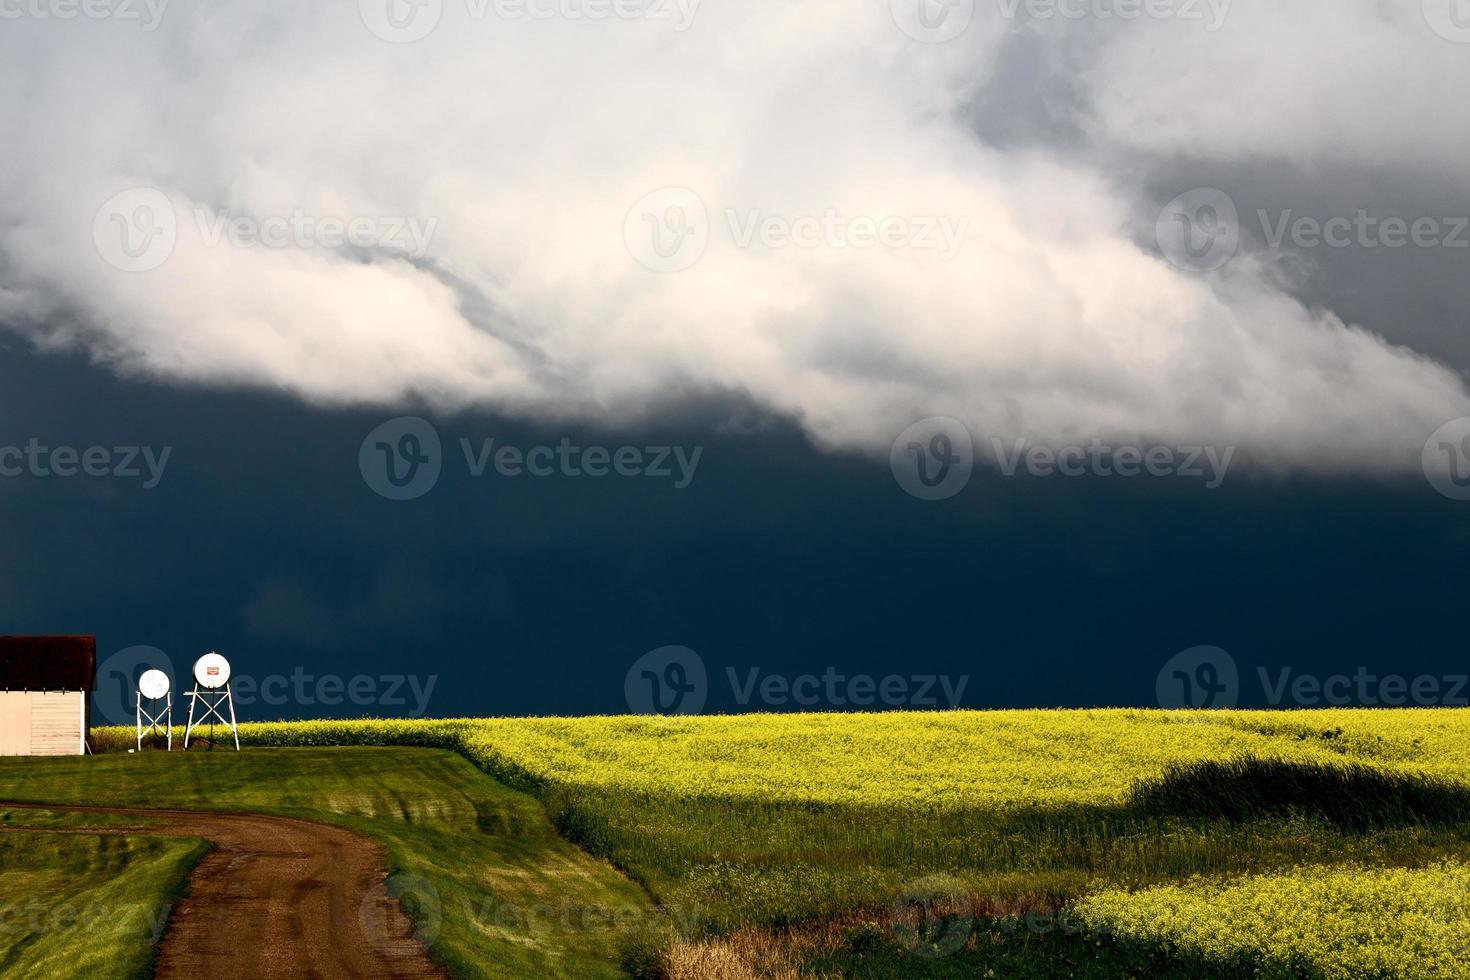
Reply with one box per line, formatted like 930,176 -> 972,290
0,748 -> 658,979
85,710 -> 1470,979
0,831 -> 204,980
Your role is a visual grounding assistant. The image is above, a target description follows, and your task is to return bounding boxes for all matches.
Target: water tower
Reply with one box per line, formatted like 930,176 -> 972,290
183,652 -> 239,751
136,668 -> 172,751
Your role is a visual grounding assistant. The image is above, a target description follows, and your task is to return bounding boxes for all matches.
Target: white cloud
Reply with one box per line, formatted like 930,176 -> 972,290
0,0 -> 1465,474
1081,1 -> 1470,178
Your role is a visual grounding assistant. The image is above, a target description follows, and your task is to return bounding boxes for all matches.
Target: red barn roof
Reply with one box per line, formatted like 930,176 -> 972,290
0,636 -> 97,691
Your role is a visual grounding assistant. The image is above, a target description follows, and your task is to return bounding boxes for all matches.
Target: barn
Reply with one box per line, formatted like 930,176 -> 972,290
0,636 -> 94,756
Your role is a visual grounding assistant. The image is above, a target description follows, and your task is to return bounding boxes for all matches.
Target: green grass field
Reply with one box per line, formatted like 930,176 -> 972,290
0,827 -> 203,979
6,710 -> 1470,978
0,748 -> 658,979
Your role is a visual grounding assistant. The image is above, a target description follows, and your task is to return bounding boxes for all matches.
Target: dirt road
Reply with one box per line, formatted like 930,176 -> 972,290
2,802 -> 446,979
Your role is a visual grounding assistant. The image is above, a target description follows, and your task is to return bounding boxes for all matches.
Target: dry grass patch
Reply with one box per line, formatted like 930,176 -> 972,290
663,923 -> 858,980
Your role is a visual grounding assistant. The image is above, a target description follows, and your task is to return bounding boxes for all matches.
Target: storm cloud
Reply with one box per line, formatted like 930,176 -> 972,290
2,0 -> 1466,475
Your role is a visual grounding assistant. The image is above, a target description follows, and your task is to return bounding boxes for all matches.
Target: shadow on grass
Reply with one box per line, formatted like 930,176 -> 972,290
711,918 -> 1278,980
1127,757 -> 1470,832
612,759 -> 1470,977
810,931 -> 1267,980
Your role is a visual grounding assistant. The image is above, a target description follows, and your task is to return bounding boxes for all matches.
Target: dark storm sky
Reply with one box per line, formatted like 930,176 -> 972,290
3,339 -> 1465,720
5,5 -> 1470,721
